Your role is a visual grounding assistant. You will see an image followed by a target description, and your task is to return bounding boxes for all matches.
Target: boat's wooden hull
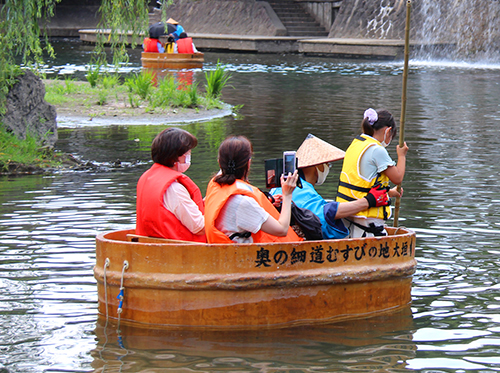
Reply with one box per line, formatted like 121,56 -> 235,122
94,227 -> 416,329
141,51 -> 204,69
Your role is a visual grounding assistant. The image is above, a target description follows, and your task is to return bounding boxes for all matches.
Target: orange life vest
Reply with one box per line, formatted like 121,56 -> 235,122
136,163 -> 206,242
177,37 -> 194,54
143,37 -> 160,53
204,178 -> 302,244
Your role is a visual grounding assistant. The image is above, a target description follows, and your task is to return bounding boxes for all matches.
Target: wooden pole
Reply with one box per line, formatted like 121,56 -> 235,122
393,0 -> 411,227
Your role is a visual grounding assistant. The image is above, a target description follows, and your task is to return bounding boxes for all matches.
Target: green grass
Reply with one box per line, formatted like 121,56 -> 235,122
46,70 -> 229,112
0,125 -> 60,171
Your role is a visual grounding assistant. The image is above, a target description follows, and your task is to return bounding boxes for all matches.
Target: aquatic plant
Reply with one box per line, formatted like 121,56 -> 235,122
100,74 -> 121,89
128,71 -> 154,100
204,60 -> 232,99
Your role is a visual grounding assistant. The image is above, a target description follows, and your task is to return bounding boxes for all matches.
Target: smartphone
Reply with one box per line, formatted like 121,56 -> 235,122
283,151 -> 297,178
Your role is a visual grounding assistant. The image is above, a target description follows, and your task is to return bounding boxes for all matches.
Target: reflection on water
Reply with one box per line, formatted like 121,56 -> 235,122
92,308 -> 416,372
2,43 -> 500,371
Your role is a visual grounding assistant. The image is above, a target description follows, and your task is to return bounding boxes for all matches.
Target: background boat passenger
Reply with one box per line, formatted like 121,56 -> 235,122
166,18 -> 185,42
337,108 -> 408,238
143,22 -> 166,53
136,128 -> 206,242
204,136 -> 302,244
174,32 -> 199,54
270,134 -> 390,239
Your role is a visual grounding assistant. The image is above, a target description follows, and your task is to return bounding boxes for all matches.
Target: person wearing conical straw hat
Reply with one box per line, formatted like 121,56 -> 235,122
270,134 -> 390,240
166,18 -> 185,42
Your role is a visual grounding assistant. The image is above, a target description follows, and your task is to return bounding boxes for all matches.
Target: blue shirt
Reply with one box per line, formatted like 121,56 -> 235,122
171,24 -> 185,41
270,178 -> 348,239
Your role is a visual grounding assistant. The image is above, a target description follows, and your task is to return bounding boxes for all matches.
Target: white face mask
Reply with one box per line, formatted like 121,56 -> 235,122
176,153 -> 191,173
316,164 -> 330,185
380,128 -> 392,148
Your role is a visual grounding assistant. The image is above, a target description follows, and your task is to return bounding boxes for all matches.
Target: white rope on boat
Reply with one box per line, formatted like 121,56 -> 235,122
103,258 -> 110,321
116,260 -> 129,328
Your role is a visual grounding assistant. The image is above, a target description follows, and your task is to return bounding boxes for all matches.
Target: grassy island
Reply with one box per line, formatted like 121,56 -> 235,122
0,66 -> 232,174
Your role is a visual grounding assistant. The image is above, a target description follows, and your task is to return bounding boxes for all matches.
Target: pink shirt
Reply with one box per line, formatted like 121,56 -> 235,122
164,181 -> 204,235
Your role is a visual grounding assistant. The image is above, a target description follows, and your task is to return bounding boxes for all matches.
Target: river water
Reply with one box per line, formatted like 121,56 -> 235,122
2,39 -> 500,372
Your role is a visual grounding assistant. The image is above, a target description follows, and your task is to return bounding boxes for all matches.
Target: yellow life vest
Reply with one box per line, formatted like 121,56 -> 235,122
336,134 -> 391,219
166,42 -> 174,53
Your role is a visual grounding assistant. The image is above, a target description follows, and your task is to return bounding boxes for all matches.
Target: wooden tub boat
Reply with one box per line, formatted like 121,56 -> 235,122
141,51 -> 204,69
94,226 -> 416,330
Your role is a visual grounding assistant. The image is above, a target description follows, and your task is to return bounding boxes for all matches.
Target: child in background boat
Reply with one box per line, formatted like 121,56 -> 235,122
336,108 -> 408,238
136,128 -> 206,242
270,134 -> 390,240
174,32 -> 199,54
204,136 -> 302,244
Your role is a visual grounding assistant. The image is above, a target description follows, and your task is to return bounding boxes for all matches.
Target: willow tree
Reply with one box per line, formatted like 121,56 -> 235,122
94,0 -> 172,67
0,0 -> 62,113
0,0 -> 172,113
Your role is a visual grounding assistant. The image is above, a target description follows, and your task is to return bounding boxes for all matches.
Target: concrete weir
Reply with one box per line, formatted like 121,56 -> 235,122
79,30 -> 409,60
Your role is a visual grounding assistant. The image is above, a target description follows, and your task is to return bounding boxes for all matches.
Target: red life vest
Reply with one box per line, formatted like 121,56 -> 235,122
204,178 -> 302,244
177,37 -> 194,54
143,37 -> 160,53
136,163 -> 206,242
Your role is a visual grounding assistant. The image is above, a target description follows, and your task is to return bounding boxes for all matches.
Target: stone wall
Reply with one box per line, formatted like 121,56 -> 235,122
299,0 -> 342,31
150,0 -> 281,36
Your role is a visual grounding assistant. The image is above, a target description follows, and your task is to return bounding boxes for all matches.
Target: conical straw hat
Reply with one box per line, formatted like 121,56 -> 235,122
167,18 -> 179,25
296,134 -> 345,168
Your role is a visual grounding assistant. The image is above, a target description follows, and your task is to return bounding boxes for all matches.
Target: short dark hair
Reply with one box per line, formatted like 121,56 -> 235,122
151,128 -> 198,167
214,136 -> 253,185
362,109 -> 397,140
179,32 -> 188,39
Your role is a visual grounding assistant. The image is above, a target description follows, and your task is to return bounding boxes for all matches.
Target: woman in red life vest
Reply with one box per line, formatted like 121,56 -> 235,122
143,36 -> 164,53
136,128 -> 206,242
174,32 -> 199,54
204,136 -> 302,244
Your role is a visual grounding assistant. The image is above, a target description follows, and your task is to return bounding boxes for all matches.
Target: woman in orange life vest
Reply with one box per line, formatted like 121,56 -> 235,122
336,108 -> 409,238
204,136 -> 302,244
136,128 -> 206,242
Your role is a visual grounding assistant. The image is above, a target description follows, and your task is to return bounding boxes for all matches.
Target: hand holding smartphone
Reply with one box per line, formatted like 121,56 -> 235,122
283,151 -> 297,179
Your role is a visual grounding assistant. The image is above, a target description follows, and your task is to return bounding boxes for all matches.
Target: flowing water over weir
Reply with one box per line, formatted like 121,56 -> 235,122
2,41 -> 500,371
413,0 -> 500,61
334,0 -> 500,61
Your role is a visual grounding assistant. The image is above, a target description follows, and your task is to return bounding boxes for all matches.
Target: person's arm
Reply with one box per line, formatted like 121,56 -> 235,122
165,182 -> 205,235
334,198 -> 369,219
325,184 -> 389,221
260,171 -> 298,236
383,142 -> 409,185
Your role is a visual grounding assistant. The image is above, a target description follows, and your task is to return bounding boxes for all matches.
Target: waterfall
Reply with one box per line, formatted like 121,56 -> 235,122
413,0 -> 500,61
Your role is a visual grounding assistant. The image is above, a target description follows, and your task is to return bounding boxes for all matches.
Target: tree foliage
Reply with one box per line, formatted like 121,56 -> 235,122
0,0 -> 174,113
93,0 -> 173,67
0,0 -> 62,113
